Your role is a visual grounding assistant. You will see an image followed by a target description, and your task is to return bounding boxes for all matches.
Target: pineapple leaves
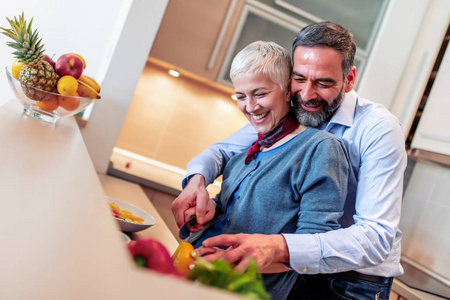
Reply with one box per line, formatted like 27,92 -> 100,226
1,12 -> 46,65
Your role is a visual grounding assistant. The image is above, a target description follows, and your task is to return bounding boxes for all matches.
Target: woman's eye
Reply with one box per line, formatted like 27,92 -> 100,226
255,93 -> 266,98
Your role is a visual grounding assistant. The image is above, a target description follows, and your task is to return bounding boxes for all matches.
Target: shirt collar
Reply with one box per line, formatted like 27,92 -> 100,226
322,90 -> 357,129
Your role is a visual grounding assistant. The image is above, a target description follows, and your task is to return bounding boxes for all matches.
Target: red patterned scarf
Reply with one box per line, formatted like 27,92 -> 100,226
245,110 -> 299,164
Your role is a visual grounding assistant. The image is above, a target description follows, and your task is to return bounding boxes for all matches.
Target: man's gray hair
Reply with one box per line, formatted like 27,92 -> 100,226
292,22 -> 356,78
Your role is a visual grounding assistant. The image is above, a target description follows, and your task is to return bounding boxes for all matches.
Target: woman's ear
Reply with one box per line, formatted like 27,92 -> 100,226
286,78 -> 292,102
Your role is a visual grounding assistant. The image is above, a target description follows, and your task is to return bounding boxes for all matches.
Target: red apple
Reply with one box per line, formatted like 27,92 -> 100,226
42,54 -> 56,69
55,54 -> 84,79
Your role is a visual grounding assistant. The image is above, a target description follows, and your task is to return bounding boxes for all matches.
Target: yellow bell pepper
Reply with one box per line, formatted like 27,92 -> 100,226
172,242 -> 196,277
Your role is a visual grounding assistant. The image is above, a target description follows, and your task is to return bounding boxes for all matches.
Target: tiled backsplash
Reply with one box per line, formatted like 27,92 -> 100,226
114,58 -> 248,171
400,156 -> 450,282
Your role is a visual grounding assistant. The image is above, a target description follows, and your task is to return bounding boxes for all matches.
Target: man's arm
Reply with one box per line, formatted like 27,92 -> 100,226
197,117 -> 406,275
285,116 -> 407,275
172,123 -> 256,227
182,122 -> 256,188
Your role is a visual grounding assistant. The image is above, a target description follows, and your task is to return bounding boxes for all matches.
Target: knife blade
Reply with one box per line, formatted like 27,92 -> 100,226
179,215 -> 197,240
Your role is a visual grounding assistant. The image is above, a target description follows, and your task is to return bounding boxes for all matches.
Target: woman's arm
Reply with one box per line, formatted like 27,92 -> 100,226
172,123 -> 256,227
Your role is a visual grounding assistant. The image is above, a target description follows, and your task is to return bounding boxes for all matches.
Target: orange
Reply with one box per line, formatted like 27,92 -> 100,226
58,92 -> 81,111
12,59 -> 24,79
57,76 -> 78,96
36,97 -> 59,112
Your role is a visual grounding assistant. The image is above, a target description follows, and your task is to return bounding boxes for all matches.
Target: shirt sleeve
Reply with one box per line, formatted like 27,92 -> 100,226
284,116 -> 407,275
182,123 -> 257,188
295,137 -> 349,235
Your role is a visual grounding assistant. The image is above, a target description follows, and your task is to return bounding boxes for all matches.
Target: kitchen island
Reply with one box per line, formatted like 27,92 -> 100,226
0,99 -> 241,300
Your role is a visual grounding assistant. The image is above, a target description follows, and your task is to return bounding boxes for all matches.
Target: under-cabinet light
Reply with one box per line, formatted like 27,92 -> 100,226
168,69 -> 180,77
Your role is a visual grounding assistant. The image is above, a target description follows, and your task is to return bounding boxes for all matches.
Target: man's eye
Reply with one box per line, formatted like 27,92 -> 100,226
293,77 -> 305,82
317,82 -> 331,88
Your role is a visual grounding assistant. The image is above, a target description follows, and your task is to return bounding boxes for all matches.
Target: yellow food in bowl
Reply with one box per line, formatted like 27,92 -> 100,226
109,202 -> 144,224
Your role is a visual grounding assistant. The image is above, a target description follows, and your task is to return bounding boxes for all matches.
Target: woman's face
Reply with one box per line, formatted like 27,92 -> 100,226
233,73 -> 290,134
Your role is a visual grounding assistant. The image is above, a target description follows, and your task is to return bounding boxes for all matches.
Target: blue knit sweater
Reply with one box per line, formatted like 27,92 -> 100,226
189,127 -> 349,299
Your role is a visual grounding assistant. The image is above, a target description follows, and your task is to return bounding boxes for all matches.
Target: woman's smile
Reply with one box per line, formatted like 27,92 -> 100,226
251,111 -> 269,121
233,73 -> 290,134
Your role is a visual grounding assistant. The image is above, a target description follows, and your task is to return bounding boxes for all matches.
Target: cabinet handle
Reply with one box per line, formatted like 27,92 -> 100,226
207,0 -> 238,70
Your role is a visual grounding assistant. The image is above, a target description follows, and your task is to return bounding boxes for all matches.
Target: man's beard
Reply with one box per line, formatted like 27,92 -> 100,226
291,86 -> 345,128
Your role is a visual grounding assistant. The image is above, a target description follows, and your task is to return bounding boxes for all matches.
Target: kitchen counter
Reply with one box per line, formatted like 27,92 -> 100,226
0,99 -> 241,300
97,173 -> 178,254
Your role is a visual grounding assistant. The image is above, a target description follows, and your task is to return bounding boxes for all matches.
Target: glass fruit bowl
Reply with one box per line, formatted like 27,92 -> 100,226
5,67 -> 98,124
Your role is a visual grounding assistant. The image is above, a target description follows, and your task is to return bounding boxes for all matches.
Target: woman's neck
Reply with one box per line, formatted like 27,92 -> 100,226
261,124 -> 307,152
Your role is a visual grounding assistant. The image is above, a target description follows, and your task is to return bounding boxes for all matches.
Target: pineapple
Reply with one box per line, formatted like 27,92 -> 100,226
1,12 -> 58,101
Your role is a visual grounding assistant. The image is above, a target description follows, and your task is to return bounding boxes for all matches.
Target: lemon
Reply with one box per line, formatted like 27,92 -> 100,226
12,59 -> 24,79
57,76 -> 78,96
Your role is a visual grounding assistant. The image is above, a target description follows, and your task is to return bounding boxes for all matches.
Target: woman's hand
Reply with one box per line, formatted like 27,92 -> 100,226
195,233 -> 289,271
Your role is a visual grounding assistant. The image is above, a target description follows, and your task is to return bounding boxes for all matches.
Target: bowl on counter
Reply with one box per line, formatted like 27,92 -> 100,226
108,197 -> 156,233
119,232 -> 131,243
5,67 -> 98,124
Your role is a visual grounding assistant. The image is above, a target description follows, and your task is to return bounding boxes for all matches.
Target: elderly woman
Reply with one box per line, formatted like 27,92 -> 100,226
186,41 -> 349,299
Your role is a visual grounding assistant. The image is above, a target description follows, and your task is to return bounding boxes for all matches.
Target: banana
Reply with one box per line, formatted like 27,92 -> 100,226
78,74 -> 101,92
77,80 -> 101,99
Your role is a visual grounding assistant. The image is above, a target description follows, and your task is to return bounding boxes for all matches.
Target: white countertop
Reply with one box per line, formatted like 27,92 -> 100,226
0,99 -> 241,300
97,173 -> 179,254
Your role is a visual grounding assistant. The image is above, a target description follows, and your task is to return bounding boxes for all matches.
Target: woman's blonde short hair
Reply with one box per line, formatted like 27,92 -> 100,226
230,41 -> 292,92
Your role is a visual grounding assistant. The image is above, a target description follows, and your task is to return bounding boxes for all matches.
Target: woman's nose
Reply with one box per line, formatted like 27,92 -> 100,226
246,98 -> 259,113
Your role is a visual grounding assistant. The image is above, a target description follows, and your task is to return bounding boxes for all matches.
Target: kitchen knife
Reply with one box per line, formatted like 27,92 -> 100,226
179,215 -> 197,240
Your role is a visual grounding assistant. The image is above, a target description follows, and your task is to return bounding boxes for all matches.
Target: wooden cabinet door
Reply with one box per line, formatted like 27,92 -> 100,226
150,0 -> 245,81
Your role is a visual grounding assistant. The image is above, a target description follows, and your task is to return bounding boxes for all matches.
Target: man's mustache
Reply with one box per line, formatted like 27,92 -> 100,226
292,94 -> 328,109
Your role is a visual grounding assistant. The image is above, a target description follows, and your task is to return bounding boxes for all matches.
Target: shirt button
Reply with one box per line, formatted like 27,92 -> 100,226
302,267 -> 307,273
333,268 -> 338,273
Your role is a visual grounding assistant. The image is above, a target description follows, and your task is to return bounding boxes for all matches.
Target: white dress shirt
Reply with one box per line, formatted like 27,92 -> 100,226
183,90 -> 407,277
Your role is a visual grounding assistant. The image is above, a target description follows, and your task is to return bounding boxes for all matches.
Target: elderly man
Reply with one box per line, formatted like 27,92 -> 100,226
172,22 -> 407,299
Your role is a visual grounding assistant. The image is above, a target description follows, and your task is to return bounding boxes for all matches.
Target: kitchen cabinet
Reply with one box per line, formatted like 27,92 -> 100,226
410,35 -> 450,158
217,0 -> 388,87
150,0 -> 246,82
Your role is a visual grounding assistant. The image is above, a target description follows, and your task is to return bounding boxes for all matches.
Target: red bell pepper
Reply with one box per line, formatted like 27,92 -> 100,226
127,238 -> 179,276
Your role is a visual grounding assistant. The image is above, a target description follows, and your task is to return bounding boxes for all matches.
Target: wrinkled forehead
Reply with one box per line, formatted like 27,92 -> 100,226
292,46 -> 344,78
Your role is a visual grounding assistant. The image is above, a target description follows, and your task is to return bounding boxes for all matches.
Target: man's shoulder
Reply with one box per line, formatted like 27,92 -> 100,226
355,96 -> 397,122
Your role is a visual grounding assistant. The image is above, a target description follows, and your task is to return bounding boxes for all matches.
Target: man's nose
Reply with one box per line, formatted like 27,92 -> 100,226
300,82 -> 316,102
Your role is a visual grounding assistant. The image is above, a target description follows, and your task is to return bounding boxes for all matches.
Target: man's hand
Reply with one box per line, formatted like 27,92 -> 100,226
195,233 -> 290,272
183,199 -> 216,233
171,174 -> 210,228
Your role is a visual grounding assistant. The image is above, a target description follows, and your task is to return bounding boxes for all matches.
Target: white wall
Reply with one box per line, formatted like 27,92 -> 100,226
0,0 -> 169,174
79,0 -> 169,173
0,0 -> 130,106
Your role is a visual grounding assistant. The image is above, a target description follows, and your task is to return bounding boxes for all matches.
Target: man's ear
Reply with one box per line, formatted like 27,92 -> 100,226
344,66 -> 356,93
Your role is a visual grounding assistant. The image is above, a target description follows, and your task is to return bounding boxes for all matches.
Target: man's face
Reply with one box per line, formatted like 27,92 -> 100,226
290,46 -> 355,127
